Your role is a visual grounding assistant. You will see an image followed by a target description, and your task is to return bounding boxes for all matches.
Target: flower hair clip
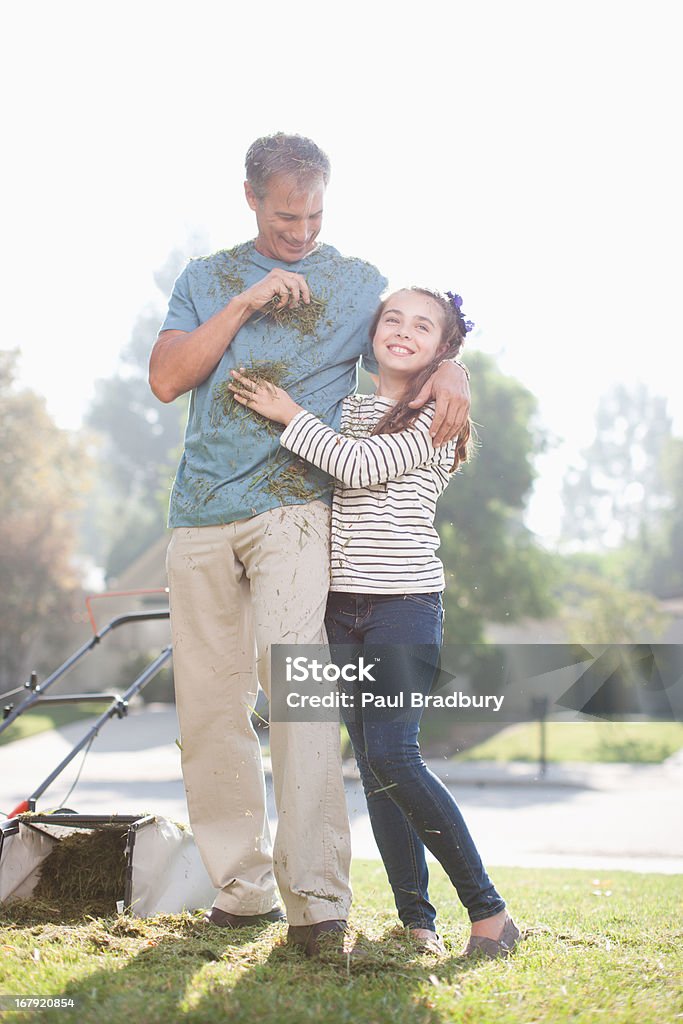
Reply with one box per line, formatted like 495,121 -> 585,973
446,291 -> 475,334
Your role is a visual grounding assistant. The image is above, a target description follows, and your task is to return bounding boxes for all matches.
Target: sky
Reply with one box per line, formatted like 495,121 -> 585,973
2,0 -> 681,545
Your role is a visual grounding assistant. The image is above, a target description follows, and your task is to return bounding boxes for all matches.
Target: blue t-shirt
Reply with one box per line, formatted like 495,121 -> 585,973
159,241 -> 387,527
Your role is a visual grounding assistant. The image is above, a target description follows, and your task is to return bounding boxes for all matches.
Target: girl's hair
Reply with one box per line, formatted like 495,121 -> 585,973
369,287 -> 473,470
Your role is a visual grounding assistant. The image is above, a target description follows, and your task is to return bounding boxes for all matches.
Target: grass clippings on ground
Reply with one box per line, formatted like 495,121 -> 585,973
1,863 -> 681,1024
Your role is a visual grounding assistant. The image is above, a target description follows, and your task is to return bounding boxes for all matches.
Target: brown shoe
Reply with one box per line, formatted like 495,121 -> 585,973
462,915 -> 521,959
286,919 -> 347,957
204,906 -> 285,928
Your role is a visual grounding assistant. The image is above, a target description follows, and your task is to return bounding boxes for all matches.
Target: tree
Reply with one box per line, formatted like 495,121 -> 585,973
559,568 -> 669,644
0,351 -> 87,690
624,437 -> 683,598
81,238 -> 206,579
435,351 -> 557,644
82,309 -> 186,578
561,383 -> 673,548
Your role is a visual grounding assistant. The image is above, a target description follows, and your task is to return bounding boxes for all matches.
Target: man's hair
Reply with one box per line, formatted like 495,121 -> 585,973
245,133 -> 331,199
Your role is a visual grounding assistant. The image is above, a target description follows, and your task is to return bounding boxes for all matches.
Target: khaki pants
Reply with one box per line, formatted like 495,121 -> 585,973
166,501 -> 351,926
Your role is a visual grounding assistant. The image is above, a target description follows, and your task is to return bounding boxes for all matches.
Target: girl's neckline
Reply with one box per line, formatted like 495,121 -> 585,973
352,393 -> 397,406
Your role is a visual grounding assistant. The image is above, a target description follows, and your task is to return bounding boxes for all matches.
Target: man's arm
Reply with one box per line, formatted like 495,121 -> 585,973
149,268 -> 312,403
409,361 -> 470,446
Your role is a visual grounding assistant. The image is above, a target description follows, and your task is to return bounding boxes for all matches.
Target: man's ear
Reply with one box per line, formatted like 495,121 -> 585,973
244,180 -> 258,211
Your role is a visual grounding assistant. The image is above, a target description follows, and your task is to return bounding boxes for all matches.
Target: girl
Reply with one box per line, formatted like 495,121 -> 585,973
230,287 -> 520,958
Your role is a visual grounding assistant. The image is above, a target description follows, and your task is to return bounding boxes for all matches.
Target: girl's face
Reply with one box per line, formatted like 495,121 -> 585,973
372,291 -> 447,378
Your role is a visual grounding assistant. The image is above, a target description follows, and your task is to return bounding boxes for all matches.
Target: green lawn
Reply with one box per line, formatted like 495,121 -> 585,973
0,706 -> 111,748
453,721 -> 683,764
1,863 -> 681,1023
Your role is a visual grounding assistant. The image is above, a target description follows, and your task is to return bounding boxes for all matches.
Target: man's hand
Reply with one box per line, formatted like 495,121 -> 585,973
408,361 -> 470,445
240,270 -> 311,316
149,270 -> 311,404
229,369 -> 303,425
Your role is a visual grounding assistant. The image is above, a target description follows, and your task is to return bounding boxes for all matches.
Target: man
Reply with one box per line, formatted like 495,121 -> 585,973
149,133 -> 469,955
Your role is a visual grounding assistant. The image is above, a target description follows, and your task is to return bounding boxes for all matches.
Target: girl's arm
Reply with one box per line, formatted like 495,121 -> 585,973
229,370 -> 449,488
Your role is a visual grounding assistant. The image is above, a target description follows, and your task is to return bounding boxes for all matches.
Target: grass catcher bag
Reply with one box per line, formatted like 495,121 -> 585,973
0,813 -> 216,917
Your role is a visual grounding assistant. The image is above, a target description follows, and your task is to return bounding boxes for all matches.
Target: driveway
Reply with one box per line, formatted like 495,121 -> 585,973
1,704 -> 681,874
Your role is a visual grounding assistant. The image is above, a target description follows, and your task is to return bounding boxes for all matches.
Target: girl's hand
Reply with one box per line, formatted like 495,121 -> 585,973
229,369 -> 303,425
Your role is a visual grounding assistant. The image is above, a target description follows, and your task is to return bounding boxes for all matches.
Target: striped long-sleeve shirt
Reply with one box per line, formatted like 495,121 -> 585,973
280,394 -> 457,594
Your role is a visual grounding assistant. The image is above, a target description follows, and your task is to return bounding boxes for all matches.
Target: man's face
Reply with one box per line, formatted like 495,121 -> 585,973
245,174 -> 325,263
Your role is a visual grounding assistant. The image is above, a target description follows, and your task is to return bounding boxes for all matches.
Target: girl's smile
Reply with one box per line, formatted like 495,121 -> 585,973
386,342 -> 416,357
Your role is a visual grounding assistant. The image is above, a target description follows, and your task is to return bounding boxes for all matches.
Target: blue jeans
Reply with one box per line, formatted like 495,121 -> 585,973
325,591 -> 505,930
